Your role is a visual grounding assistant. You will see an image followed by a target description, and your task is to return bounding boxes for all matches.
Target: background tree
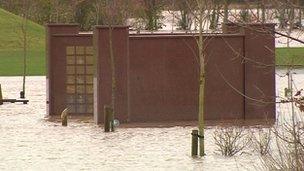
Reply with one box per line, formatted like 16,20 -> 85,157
74,0 -> 93,30
140,0 -> 164,31
209,0 -> 221,30
175,0 -> 194,30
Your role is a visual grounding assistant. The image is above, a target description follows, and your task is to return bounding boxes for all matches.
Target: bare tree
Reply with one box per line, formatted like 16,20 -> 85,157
101,0 -> 130,130
197,0 -> 206,157
91,0 -> 105,25
49,0 -> 79,23
213,126 -> 251,156
250,128 -> 271,156
262,122 -> 304,170
209,0 -> 221,30
190,0 -> 213,156
140,0 -> 164,31
19,0 -> 30,99
175,0 -> 194,31
258,68 -> 304,170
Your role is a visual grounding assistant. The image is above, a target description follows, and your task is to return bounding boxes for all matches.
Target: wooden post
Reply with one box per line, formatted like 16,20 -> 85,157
0,84 -> 3,105
104,106 -> 114,132
191,130 -> 198,157
61,108 -> 68,126
20,91 -> 25,99
104,106 -> 110,132
109,108 -> 114,132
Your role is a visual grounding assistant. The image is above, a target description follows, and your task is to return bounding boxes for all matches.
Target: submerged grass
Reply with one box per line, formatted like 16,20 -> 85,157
0,50 -> 45,76
1,47 -> 303,76
276,47 -> 304,66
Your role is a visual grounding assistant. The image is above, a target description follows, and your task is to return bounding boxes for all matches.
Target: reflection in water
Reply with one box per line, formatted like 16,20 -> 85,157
0,69 -> 303,170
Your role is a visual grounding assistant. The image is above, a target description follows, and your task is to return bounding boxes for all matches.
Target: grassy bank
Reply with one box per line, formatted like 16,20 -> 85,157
0,8 -> 45,76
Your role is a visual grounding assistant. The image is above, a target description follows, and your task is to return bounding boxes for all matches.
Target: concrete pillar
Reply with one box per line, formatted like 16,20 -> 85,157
243,24 -> 276,120
93,26 -> 129,124
46,24 -> 79,116
222,23 -> 276,120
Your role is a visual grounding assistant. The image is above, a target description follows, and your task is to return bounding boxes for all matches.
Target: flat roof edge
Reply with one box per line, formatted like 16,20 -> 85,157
52,34 -> 92,37
94,25 -> 129,29
129,34 -> 245,39
46,23 -> 79,27
223,22 -> 276,26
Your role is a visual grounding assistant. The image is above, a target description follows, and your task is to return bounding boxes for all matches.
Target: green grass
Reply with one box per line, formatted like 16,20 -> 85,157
0,8 -> 45,76
276,47 -> 304,66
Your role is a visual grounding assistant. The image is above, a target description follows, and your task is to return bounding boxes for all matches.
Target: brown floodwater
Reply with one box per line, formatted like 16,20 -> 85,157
0,69 -> 303,170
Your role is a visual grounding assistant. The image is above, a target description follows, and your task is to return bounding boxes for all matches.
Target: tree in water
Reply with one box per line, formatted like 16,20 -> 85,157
20,0 -> 30,98
175,0 -> 194,30
141,0 -> 164,31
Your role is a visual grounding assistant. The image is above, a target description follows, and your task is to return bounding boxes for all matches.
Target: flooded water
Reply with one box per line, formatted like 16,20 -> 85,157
0,68 -> 303,170
157,11 -> 304,48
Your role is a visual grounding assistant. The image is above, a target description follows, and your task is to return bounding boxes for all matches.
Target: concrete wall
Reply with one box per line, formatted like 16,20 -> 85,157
243,24 -> 276,120
46,24 -> 92,116
128,35 -> 244,122
223,23 -> 276,120
47,23 -> 276,124
128,35 -> 198,122
204,35 -> 245,120
46,24 -> 79,115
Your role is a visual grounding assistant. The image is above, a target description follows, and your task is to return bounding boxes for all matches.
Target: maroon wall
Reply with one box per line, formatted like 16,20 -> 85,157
129,35 -> 198,122
47,23 -> 275,124
46,24 -> 92,115
223,23 -> 276,120
243,24 -> 276,120
94,26 -> 129,124
128,35 -> 244,122
47,24 -> 79,115
204,35 -> 245,120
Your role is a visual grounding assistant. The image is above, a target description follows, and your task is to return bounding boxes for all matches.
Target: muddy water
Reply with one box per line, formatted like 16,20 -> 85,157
0,69 -> 302,170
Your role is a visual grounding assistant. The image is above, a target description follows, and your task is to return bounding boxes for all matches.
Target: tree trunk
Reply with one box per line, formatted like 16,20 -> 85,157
261,0 -> 266,23
287,5 -> 295,47
109,25 -> 116,115
21,0 -> 28,99
224,0 -> 228,23
198,0 -> 205,157
297,0 -> 302,28
257,1 -> 260,21
289,71 -> 301,170
104,0 -> 116,131
209,4 -> 216,30
215,4 -> 220,29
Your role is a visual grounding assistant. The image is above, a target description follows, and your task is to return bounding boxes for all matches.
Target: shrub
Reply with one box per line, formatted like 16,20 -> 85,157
213,126 -> 251,156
